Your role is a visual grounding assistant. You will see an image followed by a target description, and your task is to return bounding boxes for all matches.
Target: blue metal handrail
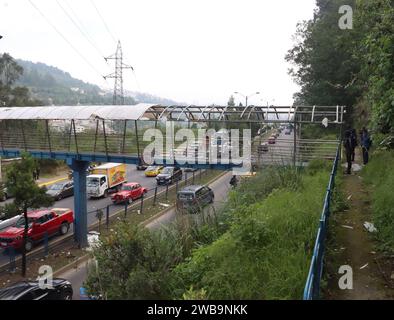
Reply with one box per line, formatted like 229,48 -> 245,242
303,143 -> 341,300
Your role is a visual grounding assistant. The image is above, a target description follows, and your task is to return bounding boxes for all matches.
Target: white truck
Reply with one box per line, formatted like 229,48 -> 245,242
87,163 -> 127,199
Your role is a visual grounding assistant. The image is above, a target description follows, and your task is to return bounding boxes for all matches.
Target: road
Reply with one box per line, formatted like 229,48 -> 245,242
60,171 -> 233,300
0,165 -> 195,265
60,130 -> 295,299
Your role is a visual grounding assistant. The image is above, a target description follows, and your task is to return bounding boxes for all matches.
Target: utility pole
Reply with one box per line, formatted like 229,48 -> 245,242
104,41 -> 134,105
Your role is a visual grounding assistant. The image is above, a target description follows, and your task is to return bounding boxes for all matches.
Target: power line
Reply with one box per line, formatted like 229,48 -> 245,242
89,0 -> 117,45
28,0 -> 105,81
57,0 -> 106,59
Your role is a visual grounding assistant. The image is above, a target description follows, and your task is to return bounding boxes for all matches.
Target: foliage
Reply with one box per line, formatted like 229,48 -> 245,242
362,150 -> 394,253
287,0 -> 394,134
171,169 -> 330,300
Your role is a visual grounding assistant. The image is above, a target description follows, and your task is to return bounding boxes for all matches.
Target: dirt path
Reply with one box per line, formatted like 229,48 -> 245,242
325,151 -> 393,300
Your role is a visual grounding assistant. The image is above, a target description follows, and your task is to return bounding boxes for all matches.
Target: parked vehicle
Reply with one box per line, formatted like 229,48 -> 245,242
156,167 -> 182,185
0,279 -> 73,300
184,167 -> 198,172
176,185 -> 214,214
144,165 -> 164,177
111,183 -> 148,205
268,136 -> 276,144
285,128 -> 291,135
87,163 -> 127,198
258,142 -> 269,153
0,184 -> 13,202
0,208 -> 74,252
46,181 -> 74,201
136,157 -> 148,171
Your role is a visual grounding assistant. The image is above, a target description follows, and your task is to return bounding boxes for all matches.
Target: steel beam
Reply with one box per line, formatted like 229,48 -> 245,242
67,158 -> 89,248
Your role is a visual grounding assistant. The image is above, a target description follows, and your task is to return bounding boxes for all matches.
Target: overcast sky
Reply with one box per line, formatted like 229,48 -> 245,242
0,0 -> 316,105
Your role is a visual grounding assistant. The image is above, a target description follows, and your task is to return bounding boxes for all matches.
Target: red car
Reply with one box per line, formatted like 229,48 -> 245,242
111,183 -> 148,204
0,208 -> 74,252
268,136 -> 276,144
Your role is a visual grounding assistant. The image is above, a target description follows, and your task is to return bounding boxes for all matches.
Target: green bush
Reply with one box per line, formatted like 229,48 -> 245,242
171,171 -> 329,300
362,150 -> 394,253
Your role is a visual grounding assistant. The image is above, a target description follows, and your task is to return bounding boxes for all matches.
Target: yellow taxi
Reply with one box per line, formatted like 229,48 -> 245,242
144,165 -> 164,177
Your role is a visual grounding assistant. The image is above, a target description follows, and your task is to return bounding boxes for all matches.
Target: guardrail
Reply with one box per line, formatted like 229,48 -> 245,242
0,169 -> 215,276
303,143 -> 341,300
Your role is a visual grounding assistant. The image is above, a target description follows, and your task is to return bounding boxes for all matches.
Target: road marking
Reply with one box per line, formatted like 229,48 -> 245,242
38,177 -> 68,187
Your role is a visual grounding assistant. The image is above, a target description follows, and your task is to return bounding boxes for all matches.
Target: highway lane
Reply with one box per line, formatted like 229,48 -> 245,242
61,171 -> 233,300
0,130 -> 295,267
0,164 -> 193,265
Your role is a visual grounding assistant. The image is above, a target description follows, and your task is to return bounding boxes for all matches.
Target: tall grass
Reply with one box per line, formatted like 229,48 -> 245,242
362,150 -> 394,253
86,162 -> 333,300
170,166 -> 330,300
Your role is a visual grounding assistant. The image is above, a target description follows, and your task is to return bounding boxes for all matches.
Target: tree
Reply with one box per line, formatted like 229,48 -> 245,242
0,53 -> 23,86
5,152 -> 54,277
0,53 -> 42,107
286,0 -> 361,120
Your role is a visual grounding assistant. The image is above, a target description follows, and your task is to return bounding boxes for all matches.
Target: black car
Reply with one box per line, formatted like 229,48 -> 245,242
46,181 -> 74,201
156,167 -> 182,185
0,278 -> 73,300
136,158 -> 148,171
176,185 -> 214,214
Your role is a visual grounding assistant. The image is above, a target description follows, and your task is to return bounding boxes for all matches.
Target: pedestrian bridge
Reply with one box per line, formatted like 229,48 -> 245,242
0,103 -> 345,246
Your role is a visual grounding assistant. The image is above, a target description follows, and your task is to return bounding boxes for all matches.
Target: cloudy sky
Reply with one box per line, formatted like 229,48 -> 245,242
0,0 -> 316,105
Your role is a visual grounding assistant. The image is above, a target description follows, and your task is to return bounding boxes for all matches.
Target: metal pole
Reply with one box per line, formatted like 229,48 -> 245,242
293,119 -> 297,166
20,121 -> 27,151
93,120 -> 99,154
72,119 -> 79,154
44,232 -> 49,257
121,120 -> 127,154
140,193 -> 144,214
102,120 -> 109,157
135,120 -> 141,159
45,120 -> 52,152
166,184 -> 169,200
106,205 -> 110,230
153,186 -> 158,206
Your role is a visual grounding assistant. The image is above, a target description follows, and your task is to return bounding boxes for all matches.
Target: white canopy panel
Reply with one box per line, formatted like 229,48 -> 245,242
0,103 -> 158,120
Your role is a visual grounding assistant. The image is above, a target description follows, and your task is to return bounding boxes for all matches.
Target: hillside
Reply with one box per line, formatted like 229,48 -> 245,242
14,59 -> 181,106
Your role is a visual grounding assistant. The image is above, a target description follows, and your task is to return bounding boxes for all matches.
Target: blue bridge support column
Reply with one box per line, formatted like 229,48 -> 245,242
67,159 -> 90,248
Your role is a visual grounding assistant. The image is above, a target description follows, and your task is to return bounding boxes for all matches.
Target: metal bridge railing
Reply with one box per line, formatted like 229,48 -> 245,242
303,143 -> 341,300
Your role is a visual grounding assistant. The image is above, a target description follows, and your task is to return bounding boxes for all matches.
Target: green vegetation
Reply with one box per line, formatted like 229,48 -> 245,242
4,152 -> 54,276
362,151 -> 394,253
85,162 -> 333,300
287,0 -> 394,135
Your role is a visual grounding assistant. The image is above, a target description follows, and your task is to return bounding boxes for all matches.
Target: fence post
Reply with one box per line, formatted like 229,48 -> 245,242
44,231 -> 49,258
153,186 -> 158,206
140,194 -> 144,214
185,172 -> 188,185
166,184 -> 169,200
199,169 -> 202,182
9,247 -> 15,273
106,205 -> 110,230
192,171 -> 195,184
124,202 -> 128,218
176,179 -> 179,194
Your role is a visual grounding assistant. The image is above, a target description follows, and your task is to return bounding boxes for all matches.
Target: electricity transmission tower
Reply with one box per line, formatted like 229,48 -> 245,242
104,41 -> 134,105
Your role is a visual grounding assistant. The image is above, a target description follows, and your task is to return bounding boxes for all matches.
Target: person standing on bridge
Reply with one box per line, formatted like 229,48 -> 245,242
343,130 -> 353,175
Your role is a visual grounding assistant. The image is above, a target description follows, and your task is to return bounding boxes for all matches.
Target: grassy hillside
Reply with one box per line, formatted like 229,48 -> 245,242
14,59 -> 180,106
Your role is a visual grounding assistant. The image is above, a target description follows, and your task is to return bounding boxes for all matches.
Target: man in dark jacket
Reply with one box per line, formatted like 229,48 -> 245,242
350,129 -> 358,161
343,130 -> 353,174
361,127 -> 372,165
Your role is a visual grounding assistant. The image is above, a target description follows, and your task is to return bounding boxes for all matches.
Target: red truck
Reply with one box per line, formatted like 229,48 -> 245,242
111,183 -> 148,205
0,208 -> 74,252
